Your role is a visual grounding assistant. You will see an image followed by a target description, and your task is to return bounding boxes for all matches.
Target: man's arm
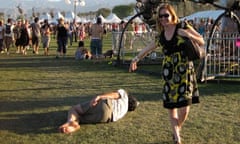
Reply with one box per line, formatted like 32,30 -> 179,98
90,91 -> 120,107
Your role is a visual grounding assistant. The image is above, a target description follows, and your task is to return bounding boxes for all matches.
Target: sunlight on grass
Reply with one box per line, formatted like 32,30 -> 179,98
0,34 -> 240,144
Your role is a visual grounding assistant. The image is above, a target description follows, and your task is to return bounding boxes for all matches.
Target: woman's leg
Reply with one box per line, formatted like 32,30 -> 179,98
169,106 -> 190,143
62,37 -> 67,57
178,106 -> 190,130
169,108 -> 181,143
56,39 -> 61,58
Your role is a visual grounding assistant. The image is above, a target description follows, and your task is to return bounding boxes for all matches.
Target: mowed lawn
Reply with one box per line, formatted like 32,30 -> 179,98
0,34 -> 239,144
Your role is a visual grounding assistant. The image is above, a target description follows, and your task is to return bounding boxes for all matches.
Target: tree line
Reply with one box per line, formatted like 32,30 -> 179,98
80,1 -> 216,19
0,1 -> 217,22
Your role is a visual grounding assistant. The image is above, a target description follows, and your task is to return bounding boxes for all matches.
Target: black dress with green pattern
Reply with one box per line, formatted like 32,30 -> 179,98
157,23 -> 200,109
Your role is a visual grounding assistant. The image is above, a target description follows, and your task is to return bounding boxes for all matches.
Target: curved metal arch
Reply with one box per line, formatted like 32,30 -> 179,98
116,12 -> 144,65
206,10 -> 240,52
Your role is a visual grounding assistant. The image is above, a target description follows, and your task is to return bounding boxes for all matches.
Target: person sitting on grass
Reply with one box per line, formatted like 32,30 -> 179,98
59,89 -> 139,134
75,41 -> 92,60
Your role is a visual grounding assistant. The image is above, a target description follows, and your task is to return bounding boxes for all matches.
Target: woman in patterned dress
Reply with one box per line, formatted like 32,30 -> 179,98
129,3 -> 205,144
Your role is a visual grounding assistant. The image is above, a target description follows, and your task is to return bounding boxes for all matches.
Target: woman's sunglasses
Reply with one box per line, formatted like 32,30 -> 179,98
159,13 -> 170,18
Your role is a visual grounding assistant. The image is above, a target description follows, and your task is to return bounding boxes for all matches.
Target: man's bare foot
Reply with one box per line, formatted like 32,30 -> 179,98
59,121 -> 80,134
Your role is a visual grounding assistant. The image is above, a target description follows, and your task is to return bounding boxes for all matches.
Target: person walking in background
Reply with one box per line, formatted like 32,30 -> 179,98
89,17 -> 104,59
31,17 -> 41,54
3,18 -> 14,55
78,22 -> 85,41
18,19 -> 30,55
68,21 -> 74,46
56,18 -> 68,58
126,22 -> 135,50
41,19 -> 51,56
197,18 -> 206,36
0,20 -> 4,53
59,89 -> 139,134
13,20 -> 22,54
72,19 -> 78,42
85,22 -> 92,39
129,3 -> 204,144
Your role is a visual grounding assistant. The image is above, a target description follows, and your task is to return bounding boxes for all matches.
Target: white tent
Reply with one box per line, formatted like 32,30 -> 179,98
97,14 -> 107,23
39,13 -> 52,21
106,13 -> 121,23
50,12 -> 64,24
181,10 -> 224,21
54,12 -> 64,20
65,11 -> 75,22
75,17 -> 89,23
123,15 -> 143,23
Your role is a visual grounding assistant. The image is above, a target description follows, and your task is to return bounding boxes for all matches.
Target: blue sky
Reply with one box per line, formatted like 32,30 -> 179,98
0,0 -> 136,12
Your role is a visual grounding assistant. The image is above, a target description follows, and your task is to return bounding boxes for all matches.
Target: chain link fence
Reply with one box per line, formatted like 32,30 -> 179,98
112,31 -> 240,80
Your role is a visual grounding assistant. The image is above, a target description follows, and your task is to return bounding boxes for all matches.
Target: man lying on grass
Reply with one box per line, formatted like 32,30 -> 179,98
59,89 -> 139,134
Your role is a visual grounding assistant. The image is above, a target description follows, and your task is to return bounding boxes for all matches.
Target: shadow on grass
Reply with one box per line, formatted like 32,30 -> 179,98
0,95 -> 91,112
0,56 -> 115,71
0,110 -> 66,134
0,95 -> 93,135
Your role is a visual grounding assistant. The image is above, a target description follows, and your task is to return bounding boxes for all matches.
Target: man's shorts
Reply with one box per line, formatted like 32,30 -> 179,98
79,99 -> 113,124
42,36 -> 50,48
32,35 -> 40,46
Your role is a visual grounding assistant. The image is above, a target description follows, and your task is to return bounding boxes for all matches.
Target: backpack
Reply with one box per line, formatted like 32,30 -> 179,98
5,24 -> 11,34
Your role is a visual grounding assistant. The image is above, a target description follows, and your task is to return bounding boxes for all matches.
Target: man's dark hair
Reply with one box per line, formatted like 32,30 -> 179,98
97,17 -> 102,24
34,17 -> 39,23
7,18 -> 12,23
128,95 -> 139,111
44,19 -> 48,24
78,41 -> 84,47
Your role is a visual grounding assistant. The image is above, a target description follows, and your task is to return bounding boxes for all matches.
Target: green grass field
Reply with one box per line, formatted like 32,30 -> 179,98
0,34 -> 239,144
